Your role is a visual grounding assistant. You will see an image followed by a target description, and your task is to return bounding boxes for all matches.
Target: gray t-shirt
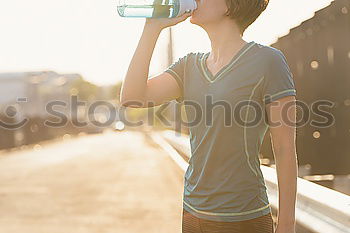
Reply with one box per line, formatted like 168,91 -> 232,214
165,41 -> 297,222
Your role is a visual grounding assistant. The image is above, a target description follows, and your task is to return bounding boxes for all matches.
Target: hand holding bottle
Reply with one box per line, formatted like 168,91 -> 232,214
117,0 -> 197,31
145,12 -> 192,31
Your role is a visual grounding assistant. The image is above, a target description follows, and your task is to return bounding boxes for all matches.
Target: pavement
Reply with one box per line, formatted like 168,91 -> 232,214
0,130 -> 184,233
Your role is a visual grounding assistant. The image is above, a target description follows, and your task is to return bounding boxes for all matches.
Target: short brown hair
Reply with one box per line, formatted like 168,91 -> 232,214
224,0 -> 269,35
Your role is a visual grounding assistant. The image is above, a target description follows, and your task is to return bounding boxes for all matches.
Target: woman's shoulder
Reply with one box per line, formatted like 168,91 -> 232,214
181,51 -> 208,66
255,43 -> 287,63
184,51 -> 207,59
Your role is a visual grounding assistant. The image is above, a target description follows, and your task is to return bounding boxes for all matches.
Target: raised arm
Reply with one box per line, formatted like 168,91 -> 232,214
119,13 -> 191,108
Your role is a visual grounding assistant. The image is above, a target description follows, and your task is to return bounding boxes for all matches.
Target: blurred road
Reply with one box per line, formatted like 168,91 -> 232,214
0,130 -> 184,233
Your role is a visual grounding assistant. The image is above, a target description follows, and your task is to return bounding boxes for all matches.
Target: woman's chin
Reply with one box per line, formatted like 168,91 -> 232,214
189,14 -> 198,24
189,16 -> 194,23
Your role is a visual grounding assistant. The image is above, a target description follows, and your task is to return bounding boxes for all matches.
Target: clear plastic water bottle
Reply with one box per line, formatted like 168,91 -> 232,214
117,0 -> 197,18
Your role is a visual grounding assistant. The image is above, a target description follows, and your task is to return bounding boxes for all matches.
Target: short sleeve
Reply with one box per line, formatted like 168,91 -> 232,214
164,53 -> 190,103
261,49 -> 297,105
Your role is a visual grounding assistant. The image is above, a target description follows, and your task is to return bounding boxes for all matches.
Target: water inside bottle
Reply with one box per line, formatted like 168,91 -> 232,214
117,4 -> 176,18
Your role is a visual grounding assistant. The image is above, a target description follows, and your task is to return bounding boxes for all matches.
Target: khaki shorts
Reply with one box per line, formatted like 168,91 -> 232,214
182,208 -> 274,233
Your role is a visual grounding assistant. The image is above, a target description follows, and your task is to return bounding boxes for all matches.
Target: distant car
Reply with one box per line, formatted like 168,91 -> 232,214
114,121 -> 125,131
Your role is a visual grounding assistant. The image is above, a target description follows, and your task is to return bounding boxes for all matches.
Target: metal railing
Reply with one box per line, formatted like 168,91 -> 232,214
150,130 -> 350,233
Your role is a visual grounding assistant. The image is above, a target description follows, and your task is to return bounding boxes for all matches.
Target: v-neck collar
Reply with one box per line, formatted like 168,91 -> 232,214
200,41 -> 256,84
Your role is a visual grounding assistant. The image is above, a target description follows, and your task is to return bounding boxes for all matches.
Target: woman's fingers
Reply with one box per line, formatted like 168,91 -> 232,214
169,12 -> 192,25
145,12 -> 192,30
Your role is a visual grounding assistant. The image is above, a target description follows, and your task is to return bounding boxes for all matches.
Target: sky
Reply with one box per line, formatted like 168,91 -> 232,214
0,0 -> 334,86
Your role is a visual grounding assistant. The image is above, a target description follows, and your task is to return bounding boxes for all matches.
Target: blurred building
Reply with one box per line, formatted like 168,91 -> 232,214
0,71 -> 81,118
0,71 -> 103,149
261,0 -> 350,174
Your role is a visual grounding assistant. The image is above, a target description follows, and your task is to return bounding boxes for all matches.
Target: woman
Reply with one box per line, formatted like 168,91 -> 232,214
120,0 -> 298,232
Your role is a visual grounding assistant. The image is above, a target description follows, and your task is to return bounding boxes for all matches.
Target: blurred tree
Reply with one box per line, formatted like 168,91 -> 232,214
109,82 -> 123,102
70,77 -> 99,101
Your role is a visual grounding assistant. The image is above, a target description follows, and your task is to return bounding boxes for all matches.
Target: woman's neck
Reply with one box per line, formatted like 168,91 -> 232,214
204,19 -> 247,64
